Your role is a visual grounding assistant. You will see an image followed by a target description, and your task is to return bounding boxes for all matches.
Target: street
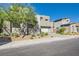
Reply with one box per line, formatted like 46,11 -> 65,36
0,38 -> 79,56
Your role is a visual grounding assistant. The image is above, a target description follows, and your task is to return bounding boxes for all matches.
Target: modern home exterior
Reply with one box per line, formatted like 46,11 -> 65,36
53,18 -> 79,33
53,18 -> 70,33
61,23 -> 77,33
36,15 -> 53,34
76,23 -> 79,32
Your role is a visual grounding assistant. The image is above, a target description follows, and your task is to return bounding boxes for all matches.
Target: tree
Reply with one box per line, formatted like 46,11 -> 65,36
0,4 -> 37,37
25,7 -> 37,35
8,4 -> 37,36
0,7 -> 10,35
0,8 -> 4,33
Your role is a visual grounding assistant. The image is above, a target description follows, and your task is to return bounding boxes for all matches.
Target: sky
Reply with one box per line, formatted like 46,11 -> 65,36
0,3 -> 79,22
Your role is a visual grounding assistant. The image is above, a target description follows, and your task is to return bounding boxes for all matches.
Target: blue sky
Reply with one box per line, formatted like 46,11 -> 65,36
0,3 -> 79,22
31,3 -> 79,22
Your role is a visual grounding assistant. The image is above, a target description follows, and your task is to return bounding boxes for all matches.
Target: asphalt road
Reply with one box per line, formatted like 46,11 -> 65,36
0,38 -> 79,56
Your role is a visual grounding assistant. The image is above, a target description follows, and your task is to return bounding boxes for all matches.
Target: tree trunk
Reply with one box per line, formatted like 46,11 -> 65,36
10,22 -> 12,34
27,23 -> 30,35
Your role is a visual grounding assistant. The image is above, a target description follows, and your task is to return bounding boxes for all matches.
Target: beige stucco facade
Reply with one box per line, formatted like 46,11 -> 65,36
61,23 -> 78,33
36,15 -> 53,33
53,18 -> 70,33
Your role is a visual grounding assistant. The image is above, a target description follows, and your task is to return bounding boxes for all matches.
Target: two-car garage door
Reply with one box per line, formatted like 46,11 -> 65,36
41,28 -> 50,33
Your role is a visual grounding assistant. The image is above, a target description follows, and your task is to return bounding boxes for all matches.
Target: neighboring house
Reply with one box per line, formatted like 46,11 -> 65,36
36,15 -> 53,34
74,23 -> 79,32
53,17 -> 79,33
61,23 -> 77,33
61,23 -> 79,33
53,18 -> 70,33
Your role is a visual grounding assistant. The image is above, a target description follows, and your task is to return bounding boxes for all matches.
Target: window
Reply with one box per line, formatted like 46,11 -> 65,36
40,17 -> 43,19
45,19 -> 48,21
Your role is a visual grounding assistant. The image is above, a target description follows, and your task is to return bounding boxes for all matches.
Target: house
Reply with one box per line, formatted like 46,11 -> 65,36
53,18 -> 70,33
36,15 -> 53,34
53,18 -> 79,33
61,23 -> 77,33
74,23 -> 79,32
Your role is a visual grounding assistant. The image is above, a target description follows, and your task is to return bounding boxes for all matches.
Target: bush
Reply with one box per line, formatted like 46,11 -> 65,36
44,32 -> 48,36
40,32 -> 45,37
40,32 -> 48,37
57,27 -> 66,34
11,33 -> 20,37
0,33 -> 5,37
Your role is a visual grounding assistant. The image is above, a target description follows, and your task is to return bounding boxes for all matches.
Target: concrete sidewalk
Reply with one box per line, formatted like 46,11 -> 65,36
0,35 -> 79,50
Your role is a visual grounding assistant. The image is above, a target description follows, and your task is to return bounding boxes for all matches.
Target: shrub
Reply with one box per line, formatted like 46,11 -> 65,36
11,33 -> 20,37
0,33 -> 5,37
44,32 -> 48,36
57,27 -> 66,34
40,32 -> 45,37
40,32 -> 48,37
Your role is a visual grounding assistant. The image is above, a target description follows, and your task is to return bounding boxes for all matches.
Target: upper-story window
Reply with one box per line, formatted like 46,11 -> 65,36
45,19 -> 48,21
40,17 -> 43,19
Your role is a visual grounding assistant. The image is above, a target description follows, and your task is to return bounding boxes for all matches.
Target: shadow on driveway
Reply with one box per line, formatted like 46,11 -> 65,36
0,37 -> 12,46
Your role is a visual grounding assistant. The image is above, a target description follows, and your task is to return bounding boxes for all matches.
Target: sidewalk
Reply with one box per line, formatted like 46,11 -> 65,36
0,35 -> 79,50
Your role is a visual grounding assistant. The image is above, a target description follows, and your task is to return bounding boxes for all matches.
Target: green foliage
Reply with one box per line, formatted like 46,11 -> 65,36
0,33 -> 7,37
44,32 -> 48,36
0,4 -> 37,36
40,32 -> 48,37
11,33 -> 20,37
57,27 -> 66,34
40,32 -> 45,37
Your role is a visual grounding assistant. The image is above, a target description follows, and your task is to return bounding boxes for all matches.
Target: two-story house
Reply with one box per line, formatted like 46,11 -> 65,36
53,18 -> 70,33
54,18 -> 79,33
36,15 -> 53,34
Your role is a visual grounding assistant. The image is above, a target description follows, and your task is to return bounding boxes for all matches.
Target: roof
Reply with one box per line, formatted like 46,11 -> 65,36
61,22 -> 75,27
54,18 -> 69,22
61,24 -> 71,27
